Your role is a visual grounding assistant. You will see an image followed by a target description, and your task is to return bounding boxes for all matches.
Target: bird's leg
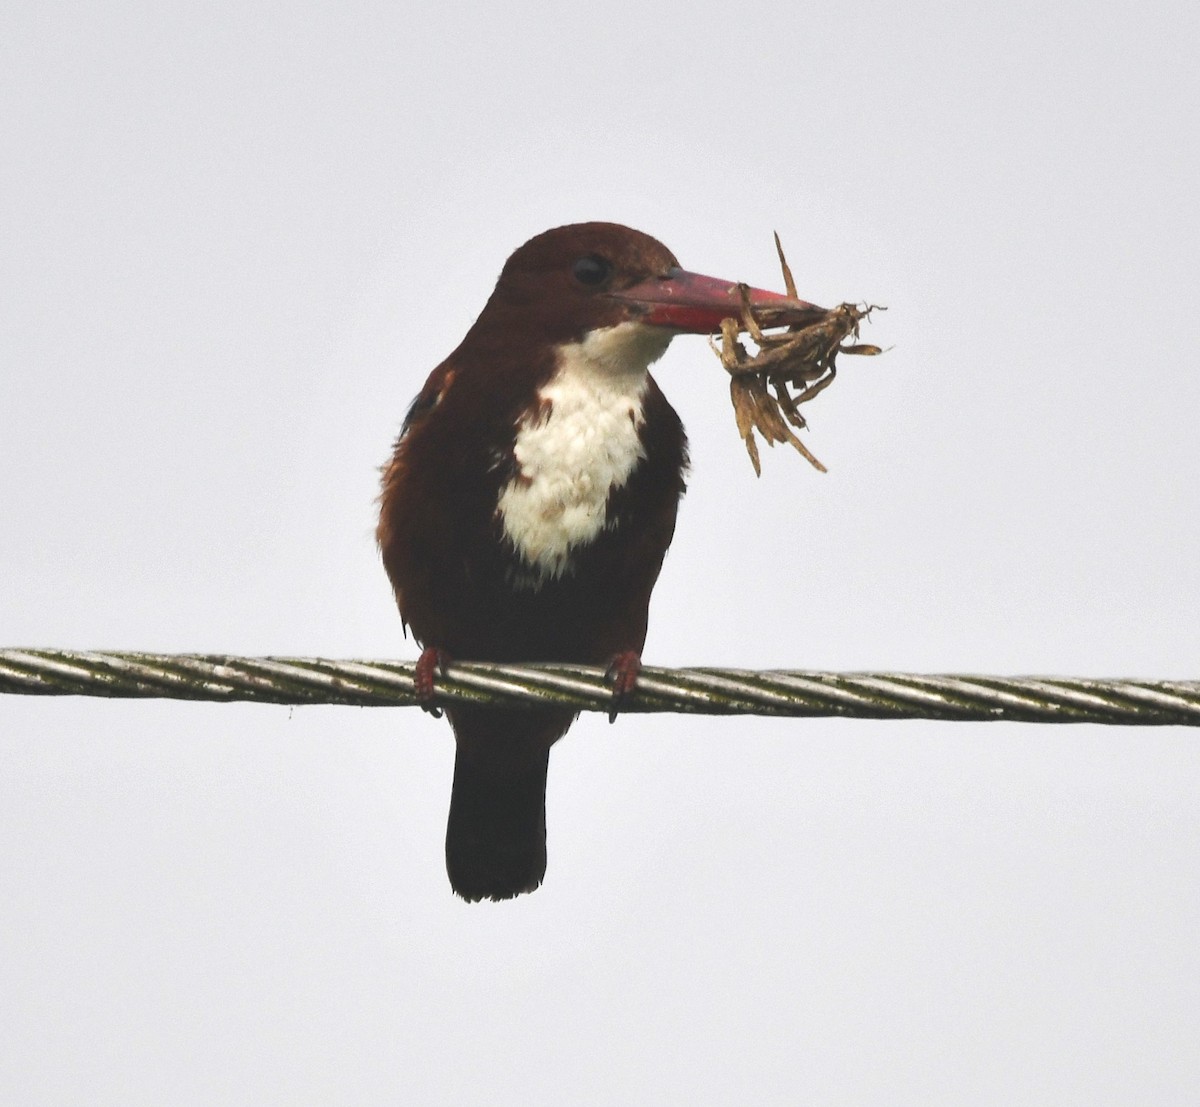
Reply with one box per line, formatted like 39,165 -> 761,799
605,650 -> 642,724
414,645 -> 452,717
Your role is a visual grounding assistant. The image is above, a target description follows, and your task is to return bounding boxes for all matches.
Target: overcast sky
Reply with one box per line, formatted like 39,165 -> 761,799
3,1 -> 1199,1103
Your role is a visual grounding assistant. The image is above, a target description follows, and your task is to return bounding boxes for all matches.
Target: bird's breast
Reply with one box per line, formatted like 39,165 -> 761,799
496,329 -> 663,588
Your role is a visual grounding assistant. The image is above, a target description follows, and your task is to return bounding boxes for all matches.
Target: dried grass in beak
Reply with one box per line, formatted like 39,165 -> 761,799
711,234 -> 885,475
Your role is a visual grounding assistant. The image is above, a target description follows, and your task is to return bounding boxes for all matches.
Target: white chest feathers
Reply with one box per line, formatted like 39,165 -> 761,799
496,322 -> 671,587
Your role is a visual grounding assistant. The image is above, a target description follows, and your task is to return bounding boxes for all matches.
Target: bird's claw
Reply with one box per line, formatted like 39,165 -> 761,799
605,650 -> 642,724
414,646 -> 452,717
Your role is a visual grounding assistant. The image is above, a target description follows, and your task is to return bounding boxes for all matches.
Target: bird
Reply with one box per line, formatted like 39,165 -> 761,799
377,222 -> 823,901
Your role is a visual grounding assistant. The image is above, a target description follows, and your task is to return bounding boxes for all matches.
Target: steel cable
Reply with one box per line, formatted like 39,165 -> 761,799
1,649 -> 1197,725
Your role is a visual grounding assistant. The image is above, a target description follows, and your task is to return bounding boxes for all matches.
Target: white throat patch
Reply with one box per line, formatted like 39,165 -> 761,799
496,322 -> 671,587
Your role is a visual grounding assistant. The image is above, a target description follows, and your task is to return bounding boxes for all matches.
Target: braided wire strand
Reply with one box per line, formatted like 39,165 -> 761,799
0,649 -> 1197,725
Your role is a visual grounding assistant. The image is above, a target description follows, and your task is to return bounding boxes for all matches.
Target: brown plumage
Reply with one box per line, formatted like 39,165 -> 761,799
378,222 -> 815,900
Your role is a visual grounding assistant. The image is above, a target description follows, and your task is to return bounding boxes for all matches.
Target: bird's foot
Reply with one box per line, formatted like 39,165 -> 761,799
414,646 -> 452,717
605,650 -> 642,724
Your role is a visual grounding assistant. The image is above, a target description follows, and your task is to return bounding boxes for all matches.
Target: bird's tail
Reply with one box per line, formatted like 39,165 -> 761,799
444,705 -> 574,902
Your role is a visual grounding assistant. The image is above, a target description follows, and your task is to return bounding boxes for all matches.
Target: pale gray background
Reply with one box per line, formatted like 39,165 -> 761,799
3,1 -> 1199,1103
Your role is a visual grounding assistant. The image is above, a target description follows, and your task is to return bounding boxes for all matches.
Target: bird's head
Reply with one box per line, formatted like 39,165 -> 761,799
461,221 -> 825,372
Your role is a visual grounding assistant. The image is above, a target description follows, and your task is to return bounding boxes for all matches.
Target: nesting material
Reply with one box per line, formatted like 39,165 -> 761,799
712,234 -> 884,475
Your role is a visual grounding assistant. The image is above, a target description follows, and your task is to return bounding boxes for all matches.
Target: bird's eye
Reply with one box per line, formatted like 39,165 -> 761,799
572,254 -> 613,287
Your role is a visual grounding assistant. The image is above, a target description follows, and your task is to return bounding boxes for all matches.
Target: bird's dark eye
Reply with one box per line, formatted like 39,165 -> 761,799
572,254 -> 613,287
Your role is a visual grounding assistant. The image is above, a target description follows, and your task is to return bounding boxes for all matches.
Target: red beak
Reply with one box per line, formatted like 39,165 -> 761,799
609,267 -> 827,334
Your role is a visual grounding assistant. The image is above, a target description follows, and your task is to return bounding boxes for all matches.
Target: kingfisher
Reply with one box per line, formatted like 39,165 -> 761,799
378,222 -> 823,901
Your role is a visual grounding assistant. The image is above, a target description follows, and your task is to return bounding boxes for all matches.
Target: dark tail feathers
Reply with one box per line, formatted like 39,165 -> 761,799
444,705 -> 575,902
